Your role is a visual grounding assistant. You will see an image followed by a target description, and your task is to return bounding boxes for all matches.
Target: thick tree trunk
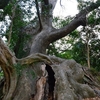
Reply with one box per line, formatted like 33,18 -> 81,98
0,0 -> 100,100
0,37 -> 100,100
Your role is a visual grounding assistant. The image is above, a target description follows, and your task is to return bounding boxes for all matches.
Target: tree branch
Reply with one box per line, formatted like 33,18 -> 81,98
18,53 -> 53,65
35,0 -> 42,30
7,3 -> 18,46
49,0 -> 100,42
40,0 -> 57,29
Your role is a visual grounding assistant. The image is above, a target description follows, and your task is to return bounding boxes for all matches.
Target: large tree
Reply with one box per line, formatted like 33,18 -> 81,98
0,0 -> 100,100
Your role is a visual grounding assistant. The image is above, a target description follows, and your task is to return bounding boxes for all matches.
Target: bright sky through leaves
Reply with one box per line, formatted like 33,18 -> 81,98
53,0 -> 79,17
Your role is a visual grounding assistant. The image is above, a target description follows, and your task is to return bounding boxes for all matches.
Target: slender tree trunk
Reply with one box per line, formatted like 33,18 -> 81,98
87,43 -> 90,69
85,29 -> 91,69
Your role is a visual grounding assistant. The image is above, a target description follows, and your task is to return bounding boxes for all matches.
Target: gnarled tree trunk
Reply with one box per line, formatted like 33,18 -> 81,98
0,37 -> 100,100
0,0 -> 100,100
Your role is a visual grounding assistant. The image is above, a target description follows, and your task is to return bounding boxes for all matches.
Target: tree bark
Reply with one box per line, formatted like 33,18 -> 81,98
0,0 -> 100,100
0,39 -> 100,99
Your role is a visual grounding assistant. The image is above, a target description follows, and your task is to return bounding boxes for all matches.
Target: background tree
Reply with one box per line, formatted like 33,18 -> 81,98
49,0 -> 100,70
0,0 -> 100,100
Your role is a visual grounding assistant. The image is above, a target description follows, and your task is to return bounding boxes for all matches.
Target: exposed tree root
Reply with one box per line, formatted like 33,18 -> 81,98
0,37 -> 100,100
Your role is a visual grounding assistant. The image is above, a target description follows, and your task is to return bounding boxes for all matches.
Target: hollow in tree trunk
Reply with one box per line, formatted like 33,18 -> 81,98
0,0 -> 100,100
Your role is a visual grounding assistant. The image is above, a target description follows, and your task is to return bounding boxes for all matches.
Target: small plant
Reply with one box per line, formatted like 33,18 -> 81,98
14,63 -> 27,76
90,67 -> 98,76
0,70 -> 4,80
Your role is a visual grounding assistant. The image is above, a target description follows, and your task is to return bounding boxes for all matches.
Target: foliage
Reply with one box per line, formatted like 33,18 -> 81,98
0,0 -> 38,58
48,4 -> 100,70
48,16 -> 87,64
0,69 -> 3,80
0,1 -> 100,99
0,0 -> 100,70
6,4 -> 29,58
77,0 -> 100,69
90,38 -> 100,70
53,16 -> 72,29
27,70 -> 36,78
14,63 -> 27,76
14,63 -> 36,78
